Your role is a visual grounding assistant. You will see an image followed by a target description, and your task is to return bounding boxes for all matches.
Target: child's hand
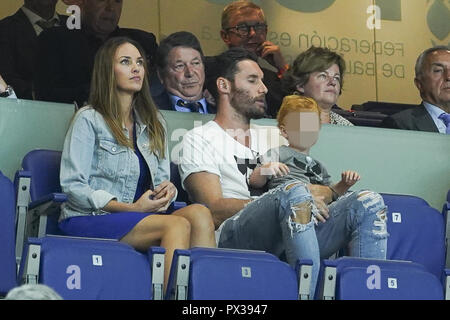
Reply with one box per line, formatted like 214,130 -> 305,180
341,170 -> 360,187
260,162 -> 290,178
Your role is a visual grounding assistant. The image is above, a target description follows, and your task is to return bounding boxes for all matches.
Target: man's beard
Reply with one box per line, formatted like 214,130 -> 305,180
230,87 -> 266,120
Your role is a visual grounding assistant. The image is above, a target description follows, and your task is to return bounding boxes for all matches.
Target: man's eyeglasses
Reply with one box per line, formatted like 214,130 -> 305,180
225,23 -> 268,37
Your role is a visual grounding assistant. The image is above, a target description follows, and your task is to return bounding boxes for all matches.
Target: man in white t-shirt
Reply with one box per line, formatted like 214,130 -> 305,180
178,48 -> 388,299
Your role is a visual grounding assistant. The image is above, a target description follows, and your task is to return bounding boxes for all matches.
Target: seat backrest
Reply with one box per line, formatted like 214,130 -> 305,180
187,248 -> 298,300
332,257 -> 443,300
0,171 -> 18,295
27,236 -> 154,300
22,149 -> 62,200
385,198 -> 445,280
381,193 -> 429,207
21,149 -> 63,235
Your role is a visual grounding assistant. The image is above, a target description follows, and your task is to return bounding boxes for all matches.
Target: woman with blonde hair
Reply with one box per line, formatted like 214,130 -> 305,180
59,37 -> 216,289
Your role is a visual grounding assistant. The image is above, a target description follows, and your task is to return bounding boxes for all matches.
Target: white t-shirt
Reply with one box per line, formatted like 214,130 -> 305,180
179,120 -> 261,200
178,120 -> 285,241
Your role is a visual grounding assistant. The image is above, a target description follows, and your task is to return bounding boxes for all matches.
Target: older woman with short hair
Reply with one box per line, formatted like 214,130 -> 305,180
282,46 -> 353,126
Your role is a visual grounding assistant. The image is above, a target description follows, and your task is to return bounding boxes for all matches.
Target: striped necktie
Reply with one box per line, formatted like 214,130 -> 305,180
438,113 -> 450,134
176,100 -> 202,113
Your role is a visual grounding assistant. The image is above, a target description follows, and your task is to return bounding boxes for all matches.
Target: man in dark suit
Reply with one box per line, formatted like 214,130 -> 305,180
382,46 -> 450,134
0,0 -> 66,99
153,31 -> 215,114
33,0 -> 159,106
208,0 -> 287,118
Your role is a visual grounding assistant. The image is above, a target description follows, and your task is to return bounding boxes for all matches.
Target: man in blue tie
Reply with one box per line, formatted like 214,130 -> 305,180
153,31 -> 215,114
382,46 -> 450,134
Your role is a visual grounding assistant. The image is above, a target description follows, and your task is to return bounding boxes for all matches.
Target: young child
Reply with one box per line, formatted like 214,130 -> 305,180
249,95 -> 360,216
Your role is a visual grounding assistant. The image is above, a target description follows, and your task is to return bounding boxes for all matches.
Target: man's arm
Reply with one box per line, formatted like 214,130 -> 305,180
308,184 -> 333,204
184,171 -> 251,229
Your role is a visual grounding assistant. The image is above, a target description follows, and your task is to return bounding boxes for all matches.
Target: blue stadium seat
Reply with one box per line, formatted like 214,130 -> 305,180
0,171 -> 19,296
383,194 -> 445,280
165,247 -> 310,300
13,150 -> 168,299
14,149 -> 66,266
19,149 -> 65,234
317,257 -> 444,300
20,236 -> 165,300
381,192 -> 429,207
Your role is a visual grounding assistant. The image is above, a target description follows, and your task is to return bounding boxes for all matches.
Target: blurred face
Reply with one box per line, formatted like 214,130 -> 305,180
280,111 -> 320,152
228,60 -> 268,119
161,47 -> 205,101
415,50 -> 450,110
221,8 -> 267,55
297,64 -> 341,110
114,43 -> 144,95
81,0 -> 123,37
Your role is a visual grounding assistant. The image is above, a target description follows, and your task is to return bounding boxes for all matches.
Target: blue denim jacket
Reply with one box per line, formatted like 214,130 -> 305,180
59,106 -> 173,220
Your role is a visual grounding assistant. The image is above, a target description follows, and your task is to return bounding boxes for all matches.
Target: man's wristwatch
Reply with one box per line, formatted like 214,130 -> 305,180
0,85 -> 14,97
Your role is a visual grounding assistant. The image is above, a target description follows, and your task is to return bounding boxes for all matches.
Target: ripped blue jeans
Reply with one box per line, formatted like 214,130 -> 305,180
218,181 -> 388,299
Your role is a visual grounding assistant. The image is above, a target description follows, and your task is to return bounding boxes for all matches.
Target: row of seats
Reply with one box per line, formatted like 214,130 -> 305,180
1,149 -> 449,300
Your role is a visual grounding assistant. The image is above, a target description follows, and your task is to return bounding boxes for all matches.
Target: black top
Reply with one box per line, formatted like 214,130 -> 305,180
34,26 -> 158,106
132,122 -> 153,202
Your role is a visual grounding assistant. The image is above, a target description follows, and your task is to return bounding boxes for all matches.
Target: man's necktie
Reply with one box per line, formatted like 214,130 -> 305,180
438,113 -> 450,134
36,18 -> 58,30
176,100 -> 202,113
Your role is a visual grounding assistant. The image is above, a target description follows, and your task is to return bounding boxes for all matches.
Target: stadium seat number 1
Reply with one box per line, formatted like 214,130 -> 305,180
92,255 -> 103,266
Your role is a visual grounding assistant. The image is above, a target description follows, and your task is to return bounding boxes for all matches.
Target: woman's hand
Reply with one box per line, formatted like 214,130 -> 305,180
132,189 -> 170,213
151,181 -> 177,212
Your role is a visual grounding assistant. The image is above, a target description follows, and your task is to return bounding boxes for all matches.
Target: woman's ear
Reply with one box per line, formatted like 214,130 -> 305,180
295,84 -> 305,94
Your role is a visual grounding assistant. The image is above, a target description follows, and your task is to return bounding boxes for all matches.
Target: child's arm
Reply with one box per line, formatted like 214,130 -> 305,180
249,162 -> 290,189
329,170 -> 361,199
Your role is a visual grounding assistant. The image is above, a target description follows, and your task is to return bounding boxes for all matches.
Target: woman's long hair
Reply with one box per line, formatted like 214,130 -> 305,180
89,36 -> 166,158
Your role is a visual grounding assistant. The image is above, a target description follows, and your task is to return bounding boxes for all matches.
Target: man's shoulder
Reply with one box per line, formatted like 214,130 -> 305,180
390,105 -> 423,119
382,104 -> 434,130
0,9 -> 25,25
186,120 -> 217,136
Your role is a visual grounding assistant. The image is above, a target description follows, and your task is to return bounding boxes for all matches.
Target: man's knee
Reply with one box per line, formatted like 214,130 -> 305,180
168,215 -> 191,235
185,204 -> 215,232
355,191 -> 388,237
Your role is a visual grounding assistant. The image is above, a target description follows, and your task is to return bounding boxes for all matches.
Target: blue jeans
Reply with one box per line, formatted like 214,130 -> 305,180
218,182 -> 388,299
